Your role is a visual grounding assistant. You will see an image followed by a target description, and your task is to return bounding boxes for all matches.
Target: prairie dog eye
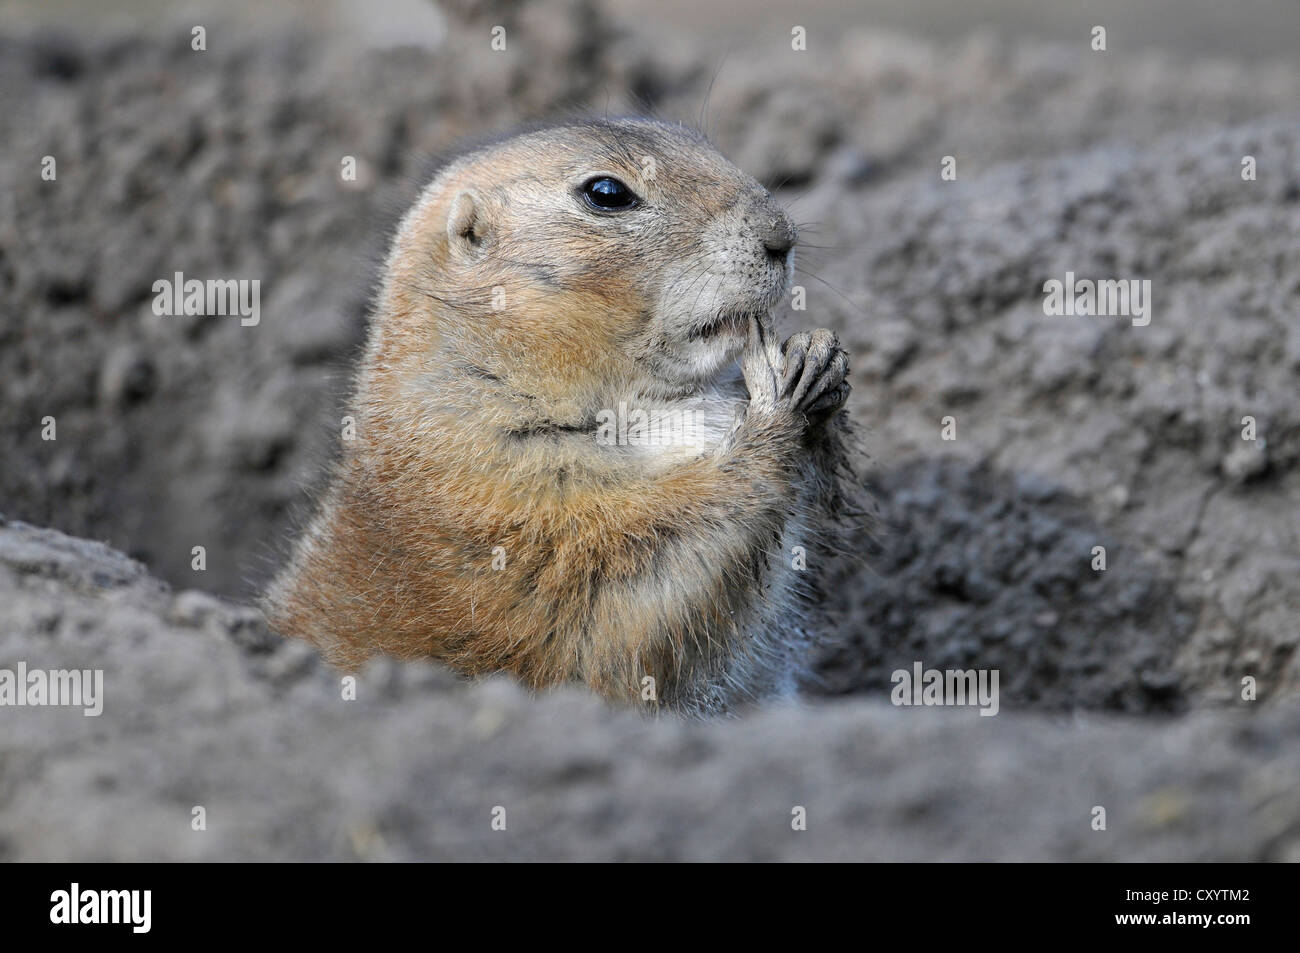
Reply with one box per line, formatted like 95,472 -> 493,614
580,176 -> 639,211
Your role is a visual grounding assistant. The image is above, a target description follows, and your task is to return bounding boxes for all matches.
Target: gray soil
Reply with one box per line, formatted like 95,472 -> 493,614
1,0 -> 1297,859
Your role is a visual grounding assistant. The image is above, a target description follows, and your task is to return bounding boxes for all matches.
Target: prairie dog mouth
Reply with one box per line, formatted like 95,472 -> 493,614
688,310 -> 752,341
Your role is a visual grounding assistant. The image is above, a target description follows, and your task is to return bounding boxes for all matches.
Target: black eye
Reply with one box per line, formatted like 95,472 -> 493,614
580,176 -> 638,211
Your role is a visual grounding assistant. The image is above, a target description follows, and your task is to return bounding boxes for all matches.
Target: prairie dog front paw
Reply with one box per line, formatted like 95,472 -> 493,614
780,328 -> 850,420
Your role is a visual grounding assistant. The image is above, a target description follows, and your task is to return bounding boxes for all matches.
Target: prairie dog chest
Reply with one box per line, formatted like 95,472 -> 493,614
596,387 -> 746,460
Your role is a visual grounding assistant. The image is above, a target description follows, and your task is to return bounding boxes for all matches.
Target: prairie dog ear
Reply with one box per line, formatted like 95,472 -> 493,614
446,190 -> 490,255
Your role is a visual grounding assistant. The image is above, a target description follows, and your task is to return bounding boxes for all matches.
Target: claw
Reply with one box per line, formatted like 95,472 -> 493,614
806,380 -> 851,418
781,332 -> 809,396
801,349 -> 848,408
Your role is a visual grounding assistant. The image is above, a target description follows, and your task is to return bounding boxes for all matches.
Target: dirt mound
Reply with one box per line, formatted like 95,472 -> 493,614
2,516 -> 1296,861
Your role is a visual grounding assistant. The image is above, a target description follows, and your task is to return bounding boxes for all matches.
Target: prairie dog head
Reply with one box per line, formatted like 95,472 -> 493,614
378,118 -> 796,398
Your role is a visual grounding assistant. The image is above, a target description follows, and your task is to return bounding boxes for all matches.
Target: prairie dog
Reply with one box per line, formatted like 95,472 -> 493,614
265,117 -> 857,716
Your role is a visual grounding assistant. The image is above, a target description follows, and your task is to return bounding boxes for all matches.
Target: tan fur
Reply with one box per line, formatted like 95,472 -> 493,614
264,118 -> 857,716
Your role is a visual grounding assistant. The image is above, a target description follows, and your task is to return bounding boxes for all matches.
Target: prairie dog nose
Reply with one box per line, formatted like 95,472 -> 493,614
760,214 -> 797,259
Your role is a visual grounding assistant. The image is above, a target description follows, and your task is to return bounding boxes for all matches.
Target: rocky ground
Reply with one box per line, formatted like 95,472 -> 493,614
1,0 -> 1297,860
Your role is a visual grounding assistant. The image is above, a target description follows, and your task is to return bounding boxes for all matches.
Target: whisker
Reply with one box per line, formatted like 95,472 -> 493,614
792,265 -> 865,317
